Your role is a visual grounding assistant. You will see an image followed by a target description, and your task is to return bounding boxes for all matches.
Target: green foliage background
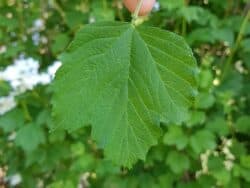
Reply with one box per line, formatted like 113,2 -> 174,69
0,0 -> 250,187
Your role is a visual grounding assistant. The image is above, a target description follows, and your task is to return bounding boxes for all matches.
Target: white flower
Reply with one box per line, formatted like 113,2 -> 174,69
0,95 -> 16,115
8,132 -> 16,141
32,32 -> 40,46
39,73 -> 51,85
8,174 -> 22,186
0,45 -> 7,54
48,61 -> 62,77
0,57 -> 62,115
224,160 -> 234,171
33,19 -> 45,31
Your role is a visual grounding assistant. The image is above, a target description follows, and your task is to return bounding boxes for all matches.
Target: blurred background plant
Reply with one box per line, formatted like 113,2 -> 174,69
0,0 -> 250,187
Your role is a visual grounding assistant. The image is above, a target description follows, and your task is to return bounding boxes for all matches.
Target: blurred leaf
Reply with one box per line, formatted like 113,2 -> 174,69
214,28 -> 234,46
25,148 -> 46,167
241,38 -> 250,52
199,69 -> 213,89
195,92 -> 215,109
166,150 -> 190,174
213,169 -> 231,186
206,117 -> 230,136
240,167 -> 250,182
240,155 -> 250,168
52,34 -> 70,55
190,130 -> 216,154
188,28 -> 234,46
91,1 -> 115,22
0,80 -> 11,96
186,110 -> 206,127
163,126 -> 188,150
65,11 -> 87,29
197,175 -> 216,188
236,116 -> 250,133
48,130 -> 66,143
70,155 -> 94,172
157,174 -> 175,188
208,156 -> 231,185
70,142 -> 85,157
208,155 -> 224,171
178,6 -> 202,23
188,28 -> 216,45
223,16 -> 250,35
48,180 -> 74,188
15,123 -> 45,152
217,70 -> 243,96
231,140 -> 247,159
159,0 -> 184,10
0,109 -> 24,133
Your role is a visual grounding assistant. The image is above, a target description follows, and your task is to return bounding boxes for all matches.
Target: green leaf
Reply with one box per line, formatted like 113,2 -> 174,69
52,22 -> 198,167
242,39 -> 250,52
235,116 -> 250,133
157,174 -> 176,188
166,150 -> 190,174
52,34 -> 70,55
213,169 -> 231,186
231,140 -> 247,159
206,117 -> 230,136
186,110 -> 206,127
48,180 -> 74,188
48,130 -> 65,143
65,11 -> 87,29
199,69 -> 213,89
70,142 -> 85,157
15,123 -> 45,152
240,155 -> 250,168
190,130 -> 216,154
159,0 -> 185,10
240,167 -> 250,182
91,2 -> 115,22
208,156 -> 231,185
197,175 -> 216,188
163,126 -> 188,150
208,155 -> 224,171
0,80 -> 11,97
195,92 -> 215,109
0,109 -> 25,133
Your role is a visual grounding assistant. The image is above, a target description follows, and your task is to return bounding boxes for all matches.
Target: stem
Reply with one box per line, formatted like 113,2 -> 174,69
21,101 -> 32,122
52,0 -> 66,22
17,0 -> 25,40
225,0 -> 232,17
117,8 -> 125,22
132,0 -> 144,24
102,0 -> 107,10
221,10 -> 250,80
181,0 -> 189,36
181,18 -> 187,36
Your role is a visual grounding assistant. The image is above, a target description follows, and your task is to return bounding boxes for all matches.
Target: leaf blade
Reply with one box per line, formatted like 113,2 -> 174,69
52,22 -> 198,167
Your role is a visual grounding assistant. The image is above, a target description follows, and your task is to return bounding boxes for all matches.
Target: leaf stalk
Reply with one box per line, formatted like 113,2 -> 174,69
221,10 -> 250,81
132,0 -> 144,25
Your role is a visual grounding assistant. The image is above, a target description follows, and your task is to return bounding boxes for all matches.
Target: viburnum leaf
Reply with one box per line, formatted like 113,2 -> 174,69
15,123 -> 45,152
52,22 -> 198,168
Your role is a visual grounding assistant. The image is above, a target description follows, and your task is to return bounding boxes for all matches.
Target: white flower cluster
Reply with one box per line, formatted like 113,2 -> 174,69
30,19 -> 46,46
0,57 -> 61,115
8,173 -> 22,186
196,138 -> 235,182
